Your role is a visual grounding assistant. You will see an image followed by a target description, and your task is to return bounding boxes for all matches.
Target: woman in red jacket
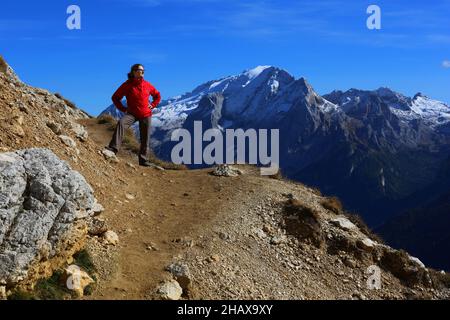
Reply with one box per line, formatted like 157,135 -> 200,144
106,64 -> 161,166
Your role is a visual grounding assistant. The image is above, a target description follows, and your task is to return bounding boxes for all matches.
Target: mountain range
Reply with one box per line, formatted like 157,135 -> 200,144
100,66 -> 450,270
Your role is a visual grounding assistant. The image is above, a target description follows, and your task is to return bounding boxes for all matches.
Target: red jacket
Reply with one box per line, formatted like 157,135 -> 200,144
112,77 -> 161,119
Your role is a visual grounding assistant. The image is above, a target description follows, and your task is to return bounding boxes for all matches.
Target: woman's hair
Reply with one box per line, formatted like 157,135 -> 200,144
127,63 -> 144,80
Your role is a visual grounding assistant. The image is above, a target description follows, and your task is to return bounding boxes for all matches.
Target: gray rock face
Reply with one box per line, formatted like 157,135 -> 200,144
0,148 -> 96,287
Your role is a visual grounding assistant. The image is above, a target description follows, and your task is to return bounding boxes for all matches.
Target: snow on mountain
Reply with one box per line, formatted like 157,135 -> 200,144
101,65 -> 303,143
100,67 -> 449,149
160,65 -> 294,129
410,94 -> 450,126
325,87 -> 450,130
379,88 -> 450,128
100,66 -> 450,154
245,65 -> 272,79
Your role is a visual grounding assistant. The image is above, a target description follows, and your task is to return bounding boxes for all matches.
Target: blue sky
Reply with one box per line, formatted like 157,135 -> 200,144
1,0 -> 449,116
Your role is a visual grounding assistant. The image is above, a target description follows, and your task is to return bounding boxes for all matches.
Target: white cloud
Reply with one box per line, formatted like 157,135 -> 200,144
443,60 -> 450,68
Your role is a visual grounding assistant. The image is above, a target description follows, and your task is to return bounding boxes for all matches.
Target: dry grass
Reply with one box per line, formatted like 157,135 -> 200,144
310,187 -> 322,196
123,127 -> 140,154
54,93 -> 77,109
282,198 -> 324,247
96,114 -> 187,170
380,249 -> 430,287
8,249 -> 97,300
0,55 -> 8,74
97,114 -> 116,126
320,196 -> 384,244
320,196 -> 343,214
287,198 -> 321,220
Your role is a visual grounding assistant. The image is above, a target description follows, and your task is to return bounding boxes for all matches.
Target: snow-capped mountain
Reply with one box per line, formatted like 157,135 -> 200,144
100,66 -> 340,147
324,88 -> 450,133
99,66 -> 450,227
323,87 -> 450,155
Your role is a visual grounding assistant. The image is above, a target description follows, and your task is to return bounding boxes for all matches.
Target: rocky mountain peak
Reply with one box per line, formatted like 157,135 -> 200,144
413,92 -> 426,100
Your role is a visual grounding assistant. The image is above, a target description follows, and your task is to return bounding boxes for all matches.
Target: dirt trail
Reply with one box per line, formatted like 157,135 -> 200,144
79,118 -> 252,299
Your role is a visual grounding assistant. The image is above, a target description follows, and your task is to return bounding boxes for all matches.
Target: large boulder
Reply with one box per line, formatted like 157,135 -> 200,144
0,148 -> 97,291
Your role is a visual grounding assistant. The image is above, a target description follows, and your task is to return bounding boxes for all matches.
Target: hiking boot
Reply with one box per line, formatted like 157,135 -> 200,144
139,159 -> 153,167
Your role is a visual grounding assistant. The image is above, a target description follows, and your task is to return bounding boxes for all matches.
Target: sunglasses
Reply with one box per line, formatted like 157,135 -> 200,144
134,69 -> 145,73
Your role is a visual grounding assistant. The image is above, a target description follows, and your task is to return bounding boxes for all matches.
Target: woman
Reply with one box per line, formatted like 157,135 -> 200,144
106,64 -> 161,166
